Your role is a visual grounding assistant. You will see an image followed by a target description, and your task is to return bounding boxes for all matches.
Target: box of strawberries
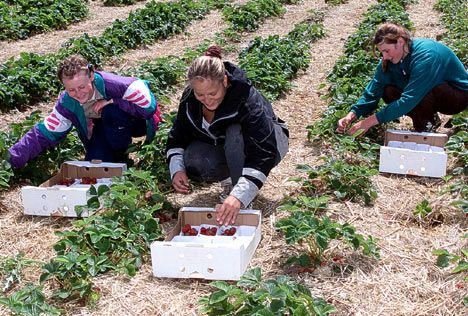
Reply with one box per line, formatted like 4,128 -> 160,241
151,207 -> 261,280
21,160 -> 126,217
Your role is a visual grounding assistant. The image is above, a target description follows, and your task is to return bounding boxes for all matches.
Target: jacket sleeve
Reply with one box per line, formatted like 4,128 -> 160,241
8,106 -> 71,169
231,87 -> 282,207
112,79 -> 157,119
350,62 -> 387,118
165,90 -> 194,179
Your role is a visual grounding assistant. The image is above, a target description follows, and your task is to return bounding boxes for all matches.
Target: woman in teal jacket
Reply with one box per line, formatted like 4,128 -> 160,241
337,22 -> 467,134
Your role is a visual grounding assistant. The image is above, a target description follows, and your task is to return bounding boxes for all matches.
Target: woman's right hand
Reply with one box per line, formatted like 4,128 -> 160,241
172,171 -> 190,194
336,112 -> 357,133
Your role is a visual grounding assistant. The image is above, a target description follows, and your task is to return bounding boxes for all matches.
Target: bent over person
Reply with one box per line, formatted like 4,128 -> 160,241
8,55 -> 161,168
166,45 -> 289,225
337,22 -> 468,135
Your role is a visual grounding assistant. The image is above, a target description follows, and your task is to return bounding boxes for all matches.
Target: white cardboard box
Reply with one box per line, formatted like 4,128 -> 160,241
21,161 -> 126,217
379,129 -> 448,178
151,207 -> 262,280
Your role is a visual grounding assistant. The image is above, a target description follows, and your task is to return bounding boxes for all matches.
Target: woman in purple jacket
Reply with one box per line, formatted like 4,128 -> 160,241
8,55 -> 160,168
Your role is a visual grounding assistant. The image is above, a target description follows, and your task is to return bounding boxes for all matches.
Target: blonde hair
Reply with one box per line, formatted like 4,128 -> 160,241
187,45 -> 225,84
57,55 -> 94,82
372,22 -> 412,71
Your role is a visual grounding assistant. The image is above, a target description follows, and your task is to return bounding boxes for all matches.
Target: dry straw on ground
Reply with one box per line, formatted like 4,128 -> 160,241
0,0 -> 466,315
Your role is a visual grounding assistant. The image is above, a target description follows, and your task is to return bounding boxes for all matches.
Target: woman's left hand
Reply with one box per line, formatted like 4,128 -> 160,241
216,195 -> 241,226
347,114 -> 379,136
93,99 -> 113,114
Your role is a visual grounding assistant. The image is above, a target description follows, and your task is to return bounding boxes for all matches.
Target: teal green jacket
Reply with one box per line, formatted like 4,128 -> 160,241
350,39 -> 468,123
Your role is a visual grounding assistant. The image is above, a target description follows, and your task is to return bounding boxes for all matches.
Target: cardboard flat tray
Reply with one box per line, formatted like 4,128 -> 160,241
21,161 -> 126,217
151,207 -> 262,280
379,129 -> 448,178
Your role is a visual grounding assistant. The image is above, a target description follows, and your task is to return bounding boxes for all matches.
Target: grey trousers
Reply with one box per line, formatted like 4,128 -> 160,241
184,123 -> 288,185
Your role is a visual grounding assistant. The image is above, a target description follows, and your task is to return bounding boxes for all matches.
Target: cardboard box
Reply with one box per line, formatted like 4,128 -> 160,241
21,161 -> 126,217
151,207 -> 262,280
379,129 -> 448,178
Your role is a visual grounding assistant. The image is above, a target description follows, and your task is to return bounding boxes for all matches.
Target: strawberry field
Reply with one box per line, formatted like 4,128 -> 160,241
0,0 -> 466,315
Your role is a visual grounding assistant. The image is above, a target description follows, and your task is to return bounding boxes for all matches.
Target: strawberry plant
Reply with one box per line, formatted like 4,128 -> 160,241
295,158 -> 378,205
131,112 -> 175,186
278,195 -> 329,213
0,253 -> 38,293
413,199 -> 433,219
433,246 -> 468,273
445,114 -> 468,167
276,210 -> 380,266
434,0 -> 467,65
198,267 -> 336,315
433,236 -> 468,306
0,283 -> 61,315
40,169 -> 169,302
222,0 -> 286,35
0,0 -> 88,41
442,179 -> 467,215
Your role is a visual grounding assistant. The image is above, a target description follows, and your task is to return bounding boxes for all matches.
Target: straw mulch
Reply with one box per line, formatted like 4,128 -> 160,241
0,0 -> 466,315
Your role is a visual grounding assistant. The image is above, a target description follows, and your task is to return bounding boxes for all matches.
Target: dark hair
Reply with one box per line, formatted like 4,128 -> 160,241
57,55 -> 94,82
187,45 -> 225,83
372,22 -> 412,71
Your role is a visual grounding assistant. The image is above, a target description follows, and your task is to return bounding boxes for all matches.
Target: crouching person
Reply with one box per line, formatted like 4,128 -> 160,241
8,54 -> 161,168
166,45 -> 289,226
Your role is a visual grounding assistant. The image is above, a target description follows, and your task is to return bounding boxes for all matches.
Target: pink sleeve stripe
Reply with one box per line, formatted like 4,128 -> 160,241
46,117 -> 60,126
46,124 -> 56,131
125,90 -> 140,100
136,99 -> 150,107
127,94 -> 146,104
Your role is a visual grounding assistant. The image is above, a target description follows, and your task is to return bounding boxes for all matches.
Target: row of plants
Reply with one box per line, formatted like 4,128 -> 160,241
0,0 -> 220,110
430,0 -> 468,305
434,0 -> 467,65
0,0 -> 88,41
238,10 -> 325,100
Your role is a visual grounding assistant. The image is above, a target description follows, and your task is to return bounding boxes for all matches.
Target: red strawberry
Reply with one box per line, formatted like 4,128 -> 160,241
182,224 -> 191,234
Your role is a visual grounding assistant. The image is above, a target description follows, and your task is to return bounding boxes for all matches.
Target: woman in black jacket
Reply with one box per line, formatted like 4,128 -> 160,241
166,45 -> 289,225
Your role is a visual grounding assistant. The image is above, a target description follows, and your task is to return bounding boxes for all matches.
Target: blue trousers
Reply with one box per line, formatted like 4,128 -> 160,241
85,104 -> 146,162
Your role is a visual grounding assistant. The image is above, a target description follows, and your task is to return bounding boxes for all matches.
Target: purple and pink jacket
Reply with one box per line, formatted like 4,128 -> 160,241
8,71 -> 160,169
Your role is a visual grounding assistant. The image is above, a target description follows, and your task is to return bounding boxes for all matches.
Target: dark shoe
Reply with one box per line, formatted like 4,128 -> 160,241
443,118 -> 453,128
420,114 -> 441,132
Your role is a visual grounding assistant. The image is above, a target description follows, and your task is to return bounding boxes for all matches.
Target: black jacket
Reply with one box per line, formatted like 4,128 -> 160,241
166,62 -> 288,203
